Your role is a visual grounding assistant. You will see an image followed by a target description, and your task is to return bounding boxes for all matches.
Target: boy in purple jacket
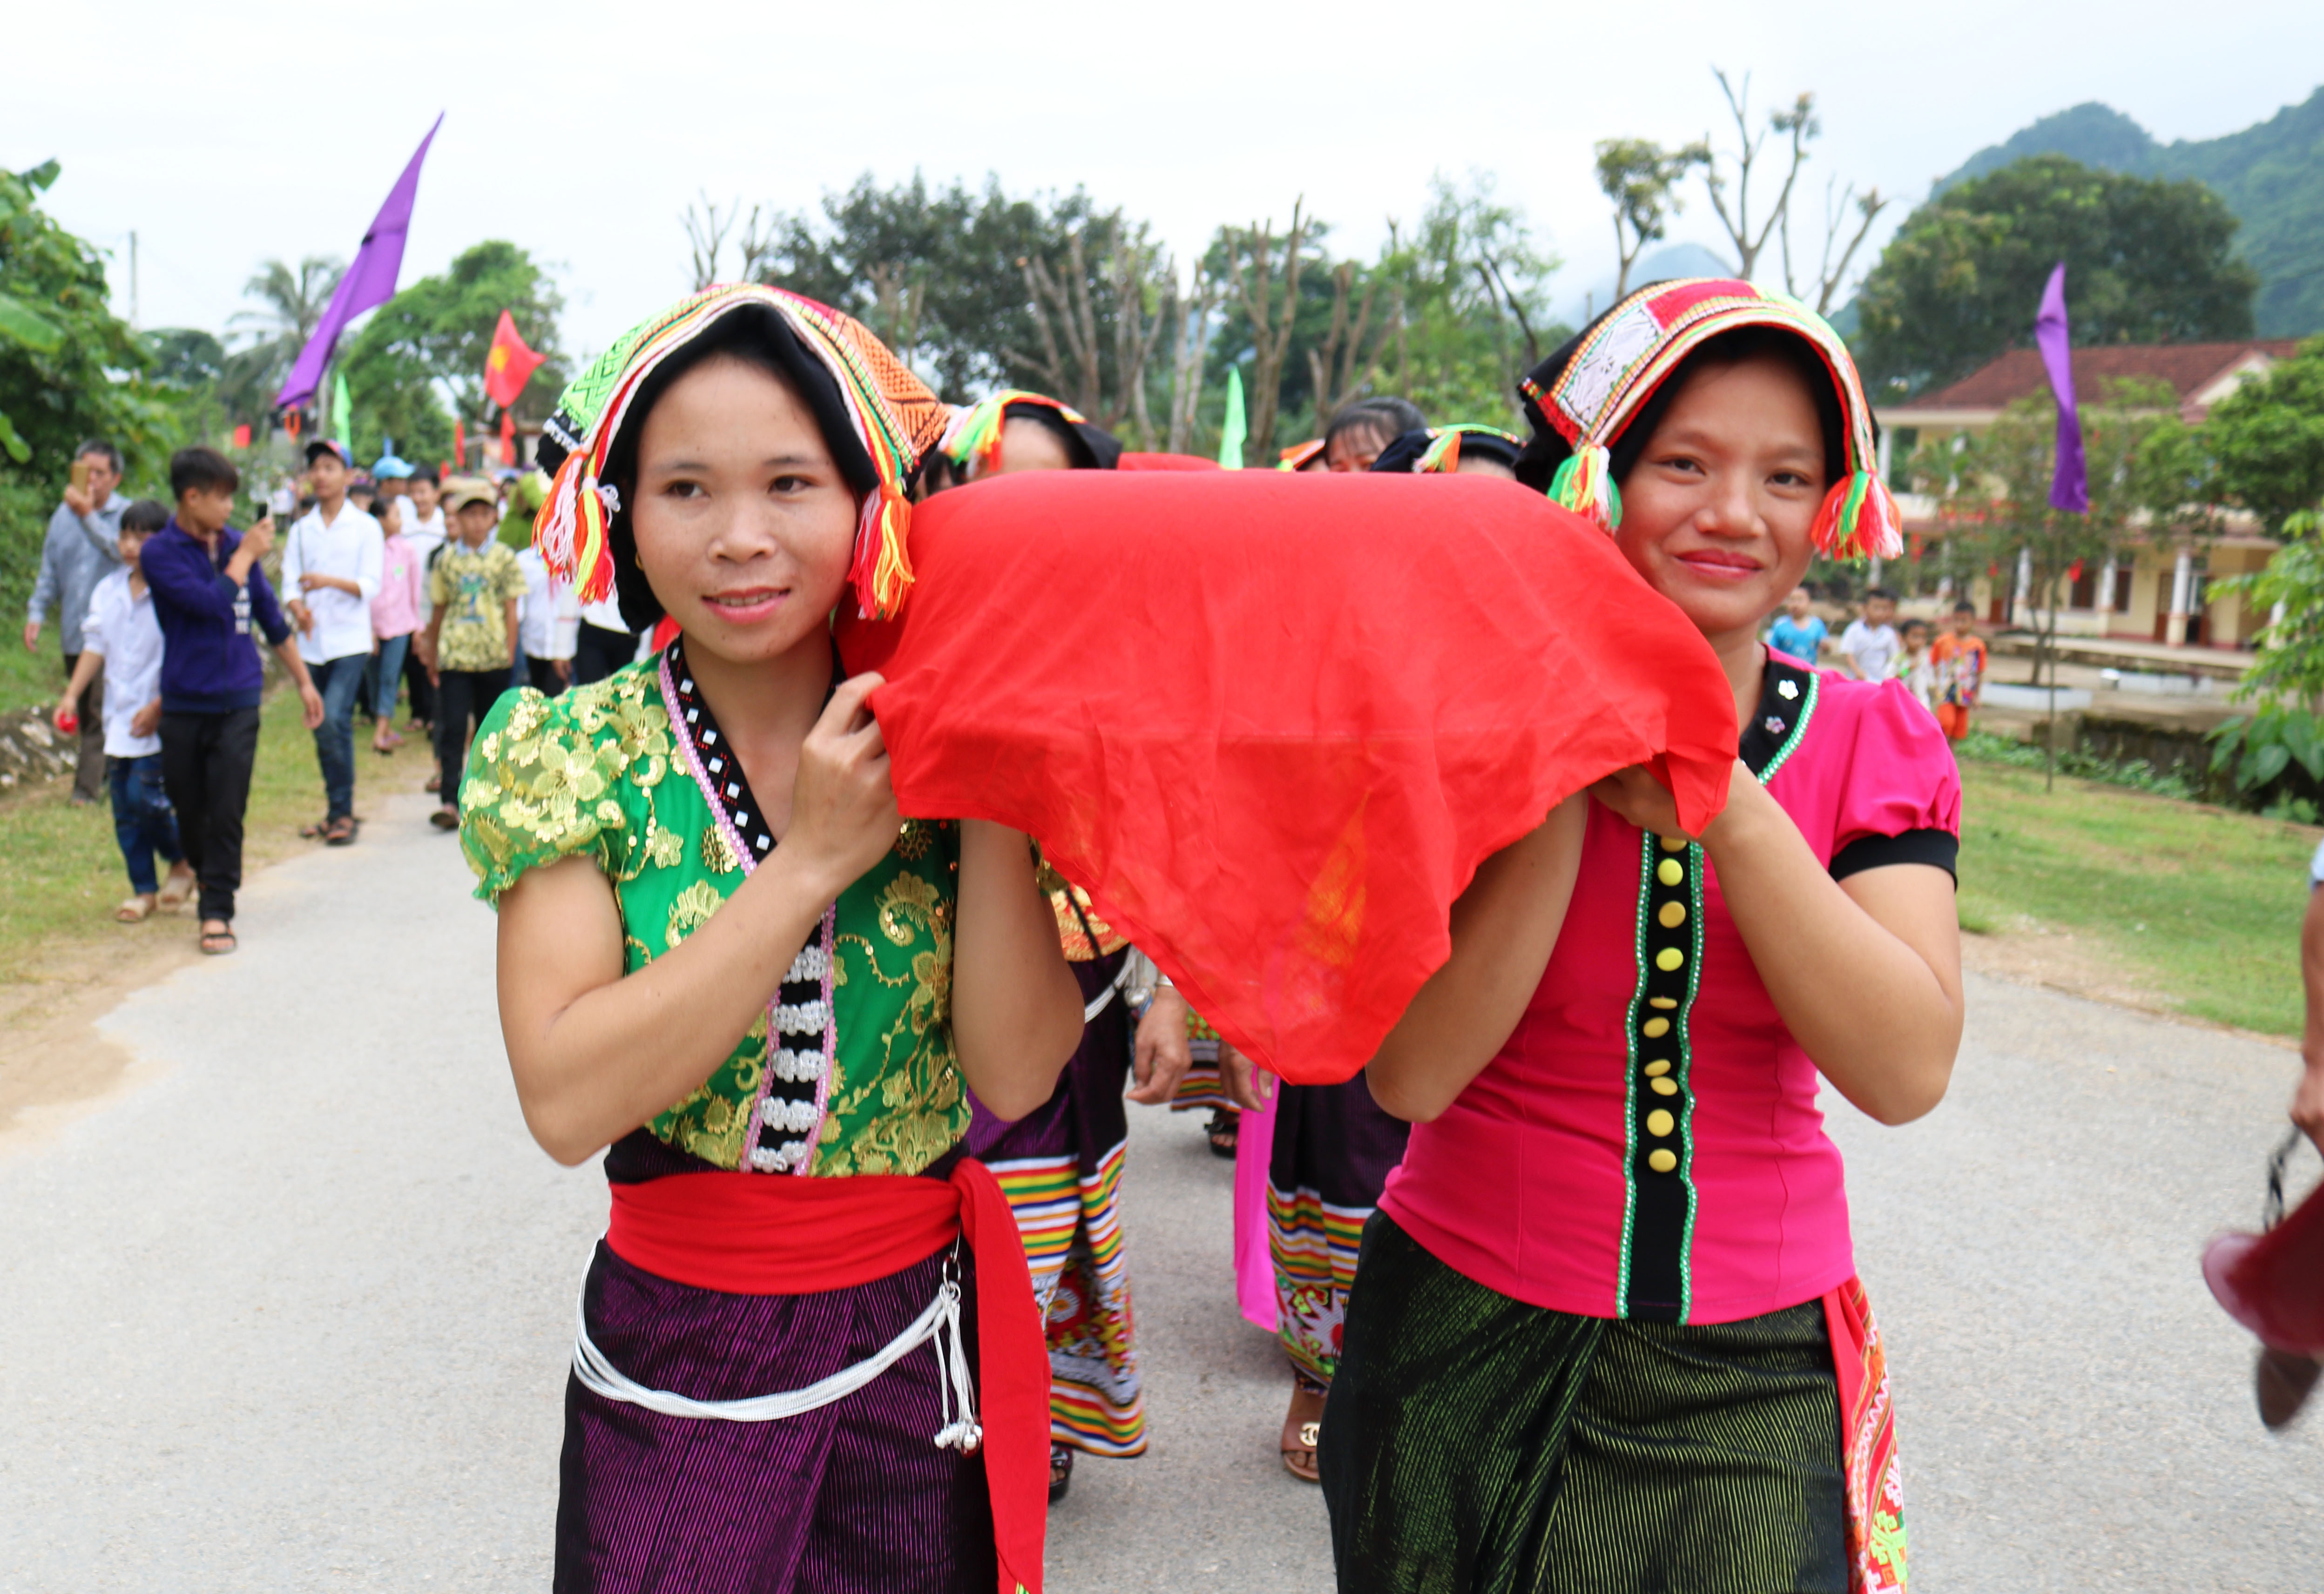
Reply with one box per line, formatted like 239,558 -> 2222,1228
141,448 -> 324,955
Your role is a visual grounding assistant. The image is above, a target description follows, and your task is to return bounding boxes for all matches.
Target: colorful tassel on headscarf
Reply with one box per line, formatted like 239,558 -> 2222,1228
1811,470 -> 1905,562
1547,442 -> 1622,532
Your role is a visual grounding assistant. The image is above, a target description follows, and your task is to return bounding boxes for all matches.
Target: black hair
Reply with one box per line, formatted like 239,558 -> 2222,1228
1000,401 -> 1122,471
75,438 -> 123,473
1950,599 -> 1978,615
1516,316 -> 1856,497
409,464 -> 439,486
596,303 -> 879,628
120,498 -> 170,535
1326,397 -> 1426,456
1900,616 -> 1930,633
1864,587 -> 1897,604
169,447 -> 239,499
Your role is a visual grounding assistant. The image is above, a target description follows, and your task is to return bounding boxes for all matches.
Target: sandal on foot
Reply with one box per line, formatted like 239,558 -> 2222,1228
1281,1419 -> 1321,1483
115,895 -> 157,923
199,922 -> 237,956
423,772 -> 441,794
1280,1379 -> 1326,1483
299,815 -> 332,839
324,815 -> 358,846
1048,1443 -> 1074,1504
430,807 -> 460,831
2259,1346 -> 2323,1431
158,868 -> 195,908
1206,1108 -> 1239,1158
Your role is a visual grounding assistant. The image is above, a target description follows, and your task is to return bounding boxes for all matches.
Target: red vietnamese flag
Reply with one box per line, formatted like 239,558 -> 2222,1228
483,310 -> 545,410
453,418 -> 466,468
500,410 -> 516,466
231,423 -> 252,449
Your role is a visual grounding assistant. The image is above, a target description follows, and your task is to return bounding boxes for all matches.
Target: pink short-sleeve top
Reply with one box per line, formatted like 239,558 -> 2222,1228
1379,651 -> 1961,1325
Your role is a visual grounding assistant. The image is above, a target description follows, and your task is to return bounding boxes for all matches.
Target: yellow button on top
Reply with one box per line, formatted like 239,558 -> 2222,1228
1646,1108 -> 1675,1137
1655,859 -> 1684,887
1643,1059 -> 1671,1077
1648,996 -> 1678,1010
1648,1149 -> 1678,1173
1650,1076 -> 1679,1096
1657,901 -> 1687,929
1659,834 -> 1689,852
1642,1016 -> 1671,1039
1654,947 -> 1685,972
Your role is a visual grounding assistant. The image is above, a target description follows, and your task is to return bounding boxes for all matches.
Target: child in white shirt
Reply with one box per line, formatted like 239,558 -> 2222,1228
1838,588 -> 1902,682
55,501 -> 194,920
1889,617 -> 1938,712
515,545 -> 581,698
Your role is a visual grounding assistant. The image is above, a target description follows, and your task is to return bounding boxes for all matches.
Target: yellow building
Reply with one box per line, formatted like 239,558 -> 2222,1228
1876,339 -> 2298,649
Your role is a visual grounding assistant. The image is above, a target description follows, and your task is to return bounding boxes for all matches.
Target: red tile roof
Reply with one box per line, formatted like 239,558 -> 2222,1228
1915,341 -> 2300,417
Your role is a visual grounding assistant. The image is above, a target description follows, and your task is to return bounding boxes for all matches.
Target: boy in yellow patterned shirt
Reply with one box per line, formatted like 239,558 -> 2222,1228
420,477 -> 524,829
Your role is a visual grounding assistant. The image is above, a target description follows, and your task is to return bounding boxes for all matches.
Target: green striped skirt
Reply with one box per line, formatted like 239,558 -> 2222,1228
1320,1215 -> 1849,1594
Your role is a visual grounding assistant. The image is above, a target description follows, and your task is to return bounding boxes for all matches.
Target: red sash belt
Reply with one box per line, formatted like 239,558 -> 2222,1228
606,1162 -> 1045,1594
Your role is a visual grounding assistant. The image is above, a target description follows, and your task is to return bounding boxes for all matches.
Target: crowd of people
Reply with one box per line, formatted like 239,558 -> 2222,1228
20,271 -> 2313,1594
25,435 -> 606,942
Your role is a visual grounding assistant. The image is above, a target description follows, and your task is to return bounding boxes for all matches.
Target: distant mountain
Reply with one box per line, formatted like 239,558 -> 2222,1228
1552,242 -> 1735,330
1936,89 -> 2324,336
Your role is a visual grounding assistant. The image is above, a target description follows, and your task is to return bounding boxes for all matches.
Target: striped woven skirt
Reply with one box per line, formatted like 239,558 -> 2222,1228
1267,1072 -> 1412,1386
972,951 -> 1148,1458
1321,1213 -> 1876,1594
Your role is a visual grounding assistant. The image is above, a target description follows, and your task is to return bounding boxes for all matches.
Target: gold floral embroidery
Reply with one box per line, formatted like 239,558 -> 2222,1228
894,820 -> 933,861
701,824 -> 741,877
666,880 -> 725,948
645,818 -> 685,871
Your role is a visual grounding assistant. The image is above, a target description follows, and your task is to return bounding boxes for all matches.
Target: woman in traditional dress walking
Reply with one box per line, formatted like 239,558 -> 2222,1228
461,285 -> 1085,1594
1324,280 -> 1961,1594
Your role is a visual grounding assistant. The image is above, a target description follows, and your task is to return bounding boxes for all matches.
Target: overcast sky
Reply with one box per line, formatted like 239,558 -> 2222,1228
9,0 -> 2320,365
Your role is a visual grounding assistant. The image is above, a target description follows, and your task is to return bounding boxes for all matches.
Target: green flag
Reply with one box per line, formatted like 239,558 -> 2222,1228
332,370 -> 353,452
1217,368 -> 1246,470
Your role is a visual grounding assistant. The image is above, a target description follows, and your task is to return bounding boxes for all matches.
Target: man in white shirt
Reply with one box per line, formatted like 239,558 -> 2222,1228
515,545 -> 582,697
281,440 -> 384,844
1838,588 -> 1902,683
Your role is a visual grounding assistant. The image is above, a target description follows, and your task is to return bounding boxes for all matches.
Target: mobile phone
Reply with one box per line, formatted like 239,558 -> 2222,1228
252,498 -> 273,524
70,456 -> 92,495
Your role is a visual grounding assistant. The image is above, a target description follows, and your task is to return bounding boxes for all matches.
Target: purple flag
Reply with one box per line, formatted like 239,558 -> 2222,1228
2034,262 -> 2088,514
275,115 -> 443,409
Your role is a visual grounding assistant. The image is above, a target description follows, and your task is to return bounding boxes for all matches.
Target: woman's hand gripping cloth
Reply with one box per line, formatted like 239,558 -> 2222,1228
837,469 -> 1736,1084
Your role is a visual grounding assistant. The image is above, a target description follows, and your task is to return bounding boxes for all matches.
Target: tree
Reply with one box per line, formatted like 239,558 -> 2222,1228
681,194 -> 776,291
1698,70 -> 1816,281
1162,256 -> 1223,455
1594,138 -> 1707,299
0,160 -> 164,474
1786,176 -> 1889,316
1004,208 -> 1172,437
1856,155 -> 2260,396
1378,175 -> 1564,425
1219,201 -> 1313,464
340,240 -> 568,464
2205,336 -> 2324,536
229,255 -> 345,417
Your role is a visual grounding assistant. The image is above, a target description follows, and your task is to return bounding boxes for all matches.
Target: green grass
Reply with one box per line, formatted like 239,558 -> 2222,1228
0,686 -> 433,983
1957,759 -> 2316,1035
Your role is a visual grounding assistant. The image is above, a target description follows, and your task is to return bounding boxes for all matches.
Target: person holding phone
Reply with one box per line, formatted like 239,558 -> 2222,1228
26,439 -> 129,803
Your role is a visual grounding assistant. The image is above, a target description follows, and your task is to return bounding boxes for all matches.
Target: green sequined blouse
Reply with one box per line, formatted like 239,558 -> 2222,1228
457,660 -> 969,1177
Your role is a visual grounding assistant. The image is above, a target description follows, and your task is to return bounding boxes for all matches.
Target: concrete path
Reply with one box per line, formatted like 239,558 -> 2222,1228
0,788 -> 2318,1590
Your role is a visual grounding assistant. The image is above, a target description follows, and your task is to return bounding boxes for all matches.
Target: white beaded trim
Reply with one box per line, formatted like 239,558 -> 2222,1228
771,1047 -> 824,1083
775,999 -> 830,1035
786,943 -> 831,983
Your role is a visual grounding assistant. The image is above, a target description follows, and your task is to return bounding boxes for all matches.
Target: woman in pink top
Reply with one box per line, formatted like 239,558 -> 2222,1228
1320,282 -> 1961,1594
367,497 -> 426,753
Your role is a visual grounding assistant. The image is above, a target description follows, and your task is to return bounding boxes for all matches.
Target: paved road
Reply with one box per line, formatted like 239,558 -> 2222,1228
1,787 -> 2319,1590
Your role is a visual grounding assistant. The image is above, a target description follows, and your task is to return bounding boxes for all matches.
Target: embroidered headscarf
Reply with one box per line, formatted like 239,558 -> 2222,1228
1277,439 -> 1326,472
1369,424 -> 1525,476
1514,278 -> 1902,561
532,284 -> 950,620
942,389 -> 1123,474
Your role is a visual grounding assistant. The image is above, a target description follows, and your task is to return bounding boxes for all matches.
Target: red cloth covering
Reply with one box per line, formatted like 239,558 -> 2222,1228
838,469 -> 1736,1084
1116,451 -> 1223,471
606,1162 -> 1047,1594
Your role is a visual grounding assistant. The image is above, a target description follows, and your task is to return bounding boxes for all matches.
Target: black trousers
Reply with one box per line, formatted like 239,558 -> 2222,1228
61,650 -> 106,801
527,657 -> 570,697
159,706 -> 261,924
402,640 -> 438,725
435,669 -> 508,805
572,623 -> 639,686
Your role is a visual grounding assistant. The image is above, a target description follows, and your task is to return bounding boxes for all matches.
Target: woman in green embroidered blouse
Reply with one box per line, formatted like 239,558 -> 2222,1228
457,285 -> 1084,1592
